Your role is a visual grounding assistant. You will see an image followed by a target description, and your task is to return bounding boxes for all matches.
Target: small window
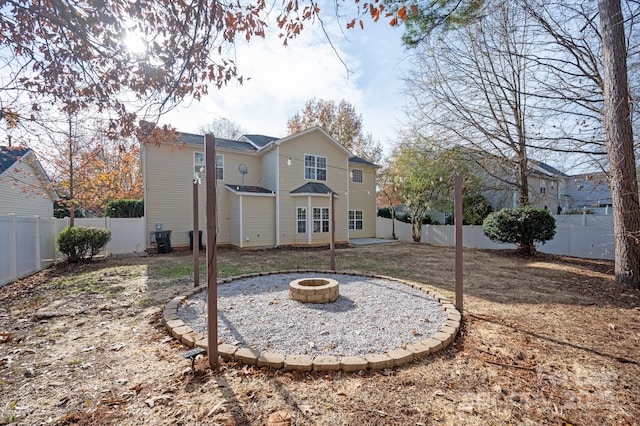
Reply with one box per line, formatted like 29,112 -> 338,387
297,208 -> 306,234
194,152 -> 224,180
349,210 -> 363,230
351,169 -> 363,183
313,207 -> 330,233
216,154 -> 224,180
540,179 -> 546,194
304,154 -> 327,181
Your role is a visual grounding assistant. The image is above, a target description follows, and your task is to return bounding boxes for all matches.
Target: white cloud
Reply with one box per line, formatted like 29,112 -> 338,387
163,5 -> 408,153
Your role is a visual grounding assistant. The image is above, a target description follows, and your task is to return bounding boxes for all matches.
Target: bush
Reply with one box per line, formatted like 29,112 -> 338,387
105,199 -> 144,218
463,193 -> 494,225
57,226 -> 112,263
377,207 -> 393,219
482,206 -> 556,255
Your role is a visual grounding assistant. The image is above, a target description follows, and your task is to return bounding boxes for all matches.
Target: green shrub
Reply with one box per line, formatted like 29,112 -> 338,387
57,226 -> 112,263
482,206 -> 556,255
105,199 -> 144,218
377,207 -> 393,219
463,193 -> 494,225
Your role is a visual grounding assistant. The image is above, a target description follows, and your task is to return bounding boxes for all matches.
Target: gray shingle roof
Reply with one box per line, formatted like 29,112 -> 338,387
530,160 -> 569,178
290,182 -> 336,195
0,146 -> 30,175
240,134 -> 279,148
179,132 -> 257,153
225,184 -> 274,194
349,156 -> 378,167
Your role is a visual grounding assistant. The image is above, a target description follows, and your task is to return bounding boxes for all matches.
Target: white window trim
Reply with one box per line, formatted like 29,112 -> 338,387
194,151 -> 224,180
349,210 -> 363,230
312,207 -> 330,233
296,207 -> 307,234
304,154 -> 327,182
351,169 -> 363,183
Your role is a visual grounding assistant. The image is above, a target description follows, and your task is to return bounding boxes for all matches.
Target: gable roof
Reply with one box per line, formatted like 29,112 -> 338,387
290,182 -> 339,196
261,126 -> 352,156
0,146 -> 31,176
349,156 -> 378,167
0,146 -> 58,200
178,132 -> 257,153
240,134 -> 279,149
530,160 -> 569,178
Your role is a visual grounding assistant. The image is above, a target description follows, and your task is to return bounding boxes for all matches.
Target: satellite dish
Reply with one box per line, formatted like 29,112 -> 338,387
238,164 -> 248,187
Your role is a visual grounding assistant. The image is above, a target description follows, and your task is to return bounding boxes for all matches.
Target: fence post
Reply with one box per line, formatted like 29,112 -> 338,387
9,214 -> 17,283
34,216 -> 41,271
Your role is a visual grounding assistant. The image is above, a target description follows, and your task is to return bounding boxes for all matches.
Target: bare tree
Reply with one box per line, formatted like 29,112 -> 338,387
199,118 -> 246,140
404,3 -> 538,208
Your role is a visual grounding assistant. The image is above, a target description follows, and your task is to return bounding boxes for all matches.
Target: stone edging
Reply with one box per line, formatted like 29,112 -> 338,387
163,270 -> 462,372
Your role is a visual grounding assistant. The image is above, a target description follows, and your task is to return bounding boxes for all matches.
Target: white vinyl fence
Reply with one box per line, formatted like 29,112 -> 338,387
376,214 -> 615,260
0,214 -> 146,287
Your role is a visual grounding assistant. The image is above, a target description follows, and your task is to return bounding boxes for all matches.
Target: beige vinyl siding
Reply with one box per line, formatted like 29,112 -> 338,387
347,164 -> 377,238
277,130 -> 349,245
228,192 -> 241,246
144,144 -> 258,248
240,195 -> 276,248
261,149 -> 277,192
0,161 -> 54,217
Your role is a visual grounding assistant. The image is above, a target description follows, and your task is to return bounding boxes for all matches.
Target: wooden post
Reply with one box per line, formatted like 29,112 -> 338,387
205,134 -> 218,368
454,175 -> 464,313
193,179 -> 199,288
330,191 -> 335,270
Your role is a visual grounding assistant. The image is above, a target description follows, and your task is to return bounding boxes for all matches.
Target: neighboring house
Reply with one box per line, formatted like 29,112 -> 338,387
141,126 -> 377,250
0,146 -> 57,216
558,172 -> 612,213
478,158 -> 563,213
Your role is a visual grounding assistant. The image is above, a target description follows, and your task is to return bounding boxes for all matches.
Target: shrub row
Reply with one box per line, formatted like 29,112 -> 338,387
57,226 -> 112,263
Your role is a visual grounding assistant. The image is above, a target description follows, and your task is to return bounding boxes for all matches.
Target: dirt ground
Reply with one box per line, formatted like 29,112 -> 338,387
1,242 -> 639,425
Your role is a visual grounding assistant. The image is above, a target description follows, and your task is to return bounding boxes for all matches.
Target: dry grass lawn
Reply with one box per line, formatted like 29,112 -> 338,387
1,242 -> 639,425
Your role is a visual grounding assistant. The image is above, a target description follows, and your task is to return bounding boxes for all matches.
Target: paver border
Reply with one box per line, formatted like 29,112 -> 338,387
164,270 -> 461,372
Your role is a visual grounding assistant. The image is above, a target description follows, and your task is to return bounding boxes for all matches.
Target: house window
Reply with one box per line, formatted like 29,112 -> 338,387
194,152 -> 224,180
540,178 -> 546,194
313,207 -> 330,233
216,154 -> 224,180
304,154 -> 327,181
297,208 -> 306,234
351,169 -> 363,183
349,210 -> 363,230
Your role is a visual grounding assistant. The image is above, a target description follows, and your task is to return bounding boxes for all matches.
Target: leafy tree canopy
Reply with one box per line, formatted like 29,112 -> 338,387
287,98 -> 382,163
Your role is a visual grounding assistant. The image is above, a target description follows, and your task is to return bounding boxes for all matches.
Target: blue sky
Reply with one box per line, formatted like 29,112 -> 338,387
162,4 -> 410,155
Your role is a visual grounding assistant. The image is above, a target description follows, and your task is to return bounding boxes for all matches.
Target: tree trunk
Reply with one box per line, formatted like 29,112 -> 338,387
599,0 -> 640,288
412,218 -> 422,242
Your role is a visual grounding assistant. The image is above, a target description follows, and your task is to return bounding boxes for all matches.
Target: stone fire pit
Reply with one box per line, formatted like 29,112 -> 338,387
289,277 -> 339,303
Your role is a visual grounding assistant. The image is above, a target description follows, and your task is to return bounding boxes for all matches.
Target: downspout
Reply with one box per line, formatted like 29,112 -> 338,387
239,194 -> 243,248
275,145 -> 280,247
307,196 -> 312,245
141,143 -> 148,249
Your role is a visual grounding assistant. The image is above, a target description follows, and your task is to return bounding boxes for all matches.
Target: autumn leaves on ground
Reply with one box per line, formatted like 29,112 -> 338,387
1,243 -> 639,425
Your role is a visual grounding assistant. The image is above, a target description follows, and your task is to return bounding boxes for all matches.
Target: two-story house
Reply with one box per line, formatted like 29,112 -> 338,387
141,126 -> 377,250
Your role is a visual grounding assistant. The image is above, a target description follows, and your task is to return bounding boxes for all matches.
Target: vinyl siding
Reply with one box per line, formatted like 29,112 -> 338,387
261,149 -> 277,192
277,130 -> 349,245
241,195 -> 276,247
228,192 -> 241,246
347,164 -> 377,238
143,127 -> 377,249
0,160 -> 54,217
